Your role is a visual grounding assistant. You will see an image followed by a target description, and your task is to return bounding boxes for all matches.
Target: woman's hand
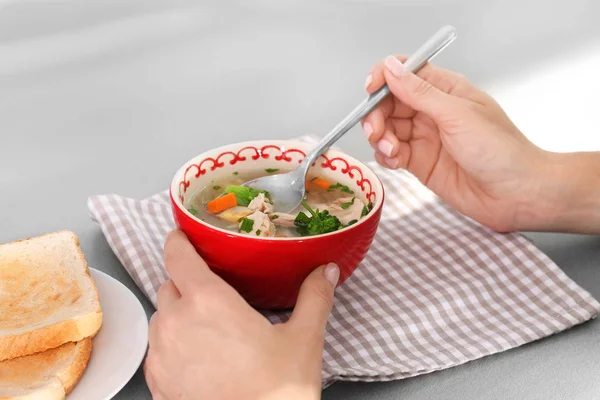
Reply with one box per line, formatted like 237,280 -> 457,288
363,55 -> 547,232
144,230 -> 339,400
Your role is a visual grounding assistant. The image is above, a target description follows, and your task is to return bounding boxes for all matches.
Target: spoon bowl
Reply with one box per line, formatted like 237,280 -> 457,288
244,169 -> 306,212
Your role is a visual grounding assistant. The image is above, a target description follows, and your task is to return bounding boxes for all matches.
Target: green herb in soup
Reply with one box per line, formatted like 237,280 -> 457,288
361,202 -> 374,217
329,182 -> 354,194
294,201 -> 342,236
340,197 -> 355,210
224,185 -> 271,207
239,217 -> 254,233
186,169 -> 372,238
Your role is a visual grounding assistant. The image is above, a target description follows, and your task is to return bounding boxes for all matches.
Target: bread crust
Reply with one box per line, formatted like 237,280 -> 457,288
0,230 -> 102,361
0,338 -> 93,400
60,338 -> 93,395
0,312 -> 101,362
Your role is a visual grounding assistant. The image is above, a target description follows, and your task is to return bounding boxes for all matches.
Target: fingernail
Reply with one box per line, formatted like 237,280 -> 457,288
363,122 -> 374,140
386,157 -> 400,169
378,139 -> 394,157
384,55 -> 405,78
323,263 -> 340,288
364,73 -> 373,90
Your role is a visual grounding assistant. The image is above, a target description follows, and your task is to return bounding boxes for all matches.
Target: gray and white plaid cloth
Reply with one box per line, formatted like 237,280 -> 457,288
88,136 -> 599,385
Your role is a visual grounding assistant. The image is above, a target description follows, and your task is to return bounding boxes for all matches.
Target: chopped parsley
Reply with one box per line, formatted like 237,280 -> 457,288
187,207 -> 199,216
270,214 -> 279,220
213,185 -> 222,190
294,200 -> 342,236
361,202 -> 374,217
329,182 -> 354,194
233,171 -> 239,175
341,197 -> 356,210
239,217 -> 254,233
347,219 -> 358,226
265,168 -> 279,173
256,229 -> 262,236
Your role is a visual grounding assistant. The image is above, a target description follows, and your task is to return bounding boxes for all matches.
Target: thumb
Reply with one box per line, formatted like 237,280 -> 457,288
287,263 -> 339,334
383,55 -> 457,119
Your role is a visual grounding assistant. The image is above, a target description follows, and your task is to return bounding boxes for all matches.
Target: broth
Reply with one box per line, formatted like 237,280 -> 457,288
186,168 -> 372,238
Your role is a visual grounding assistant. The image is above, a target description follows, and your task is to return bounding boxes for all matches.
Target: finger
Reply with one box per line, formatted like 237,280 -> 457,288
374,142 -> 411,170
144,354 -> 169,400
389,118 -> 413,142
361,105 -> 386,144
370,54 -> 464,94
368,54 -> 484,118
382,56 -> 462,120
164,230 -> 214,295
144,358 -> 157,393
366,58 -> 416,119
374,127 -> 401,159
362,108 -> 413,147
287,263 -> 338,336
367,94 -> 395,121
365,55 -> 408,93
374,151 -> 396,170
361,94 -> 395,143
157,279 -> 181,311
148,312 -> 159,347
367,54 -> 463,115
145,315 -> 171,399
370,119 -> 411,157
153,392 -> 168,400
397,141 -> 412,169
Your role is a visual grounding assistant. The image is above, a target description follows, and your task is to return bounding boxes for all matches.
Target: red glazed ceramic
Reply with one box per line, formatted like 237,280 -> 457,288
170,140 -> 384,309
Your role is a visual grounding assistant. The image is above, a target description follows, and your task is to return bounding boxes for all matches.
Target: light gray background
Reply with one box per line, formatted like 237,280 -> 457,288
1,1 -> 599,399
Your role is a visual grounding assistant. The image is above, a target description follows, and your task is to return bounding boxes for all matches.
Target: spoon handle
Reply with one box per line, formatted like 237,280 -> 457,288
300,25 -> 457,170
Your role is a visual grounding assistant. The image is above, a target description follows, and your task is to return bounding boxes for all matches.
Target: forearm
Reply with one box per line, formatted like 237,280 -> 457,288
518,151 -> 600,234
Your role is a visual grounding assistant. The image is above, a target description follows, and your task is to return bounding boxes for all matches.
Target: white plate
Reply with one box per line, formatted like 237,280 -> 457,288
69,268 -> 149,400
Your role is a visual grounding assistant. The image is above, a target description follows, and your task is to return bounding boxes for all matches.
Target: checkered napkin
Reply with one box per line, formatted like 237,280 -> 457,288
88,136 -> 600,385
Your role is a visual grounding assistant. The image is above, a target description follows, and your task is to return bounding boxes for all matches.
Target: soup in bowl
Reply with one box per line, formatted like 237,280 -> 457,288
170,140 -> 384,309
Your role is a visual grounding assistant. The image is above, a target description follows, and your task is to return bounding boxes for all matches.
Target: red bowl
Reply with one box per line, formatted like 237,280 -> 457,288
170,140 -> 384,309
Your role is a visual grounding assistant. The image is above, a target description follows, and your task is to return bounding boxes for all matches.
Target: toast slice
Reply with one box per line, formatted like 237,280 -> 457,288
0,231 -> 102,361
0,338 -> 92,399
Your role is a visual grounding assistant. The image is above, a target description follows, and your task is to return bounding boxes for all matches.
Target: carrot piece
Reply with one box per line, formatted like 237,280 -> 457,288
207,192 -> 237,214
312,178 -> 331,190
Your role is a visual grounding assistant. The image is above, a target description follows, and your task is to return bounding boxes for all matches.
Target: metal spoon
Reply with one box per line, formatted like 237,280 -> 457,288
245,25 -> 458,213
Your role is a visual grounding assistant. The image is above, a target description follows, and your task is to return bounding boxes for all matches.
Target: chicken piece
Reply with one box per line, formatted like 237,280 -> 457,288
329,197 -> 365,225
216,206 -> 253,224
307,197 -> 365,226
248,193 -> 274,214
306,191 -> 329,205
271,212 -> 297,228
240,211 -> 277,237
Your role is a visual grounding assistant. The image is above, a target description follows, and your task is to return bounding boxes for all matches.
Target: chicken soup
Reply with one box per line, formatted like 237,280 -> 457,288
186,169 -> 373,238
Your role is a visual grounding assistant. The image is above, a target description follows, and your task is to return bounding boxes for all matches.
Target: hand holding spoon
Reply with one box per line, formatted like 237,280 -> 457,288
244,25 -> 458,212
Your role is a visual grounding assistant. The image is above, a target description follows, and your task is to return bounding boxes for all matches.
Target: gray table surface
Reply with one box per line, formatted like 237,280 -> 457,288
1,1 -> 600,399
